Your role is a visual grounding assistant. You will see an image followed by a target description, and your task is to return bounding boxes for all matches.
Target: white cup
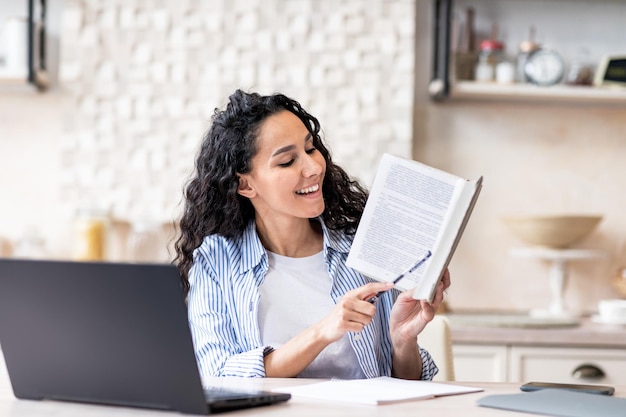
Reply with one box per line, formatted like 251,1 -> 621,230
598,299 -> 626,322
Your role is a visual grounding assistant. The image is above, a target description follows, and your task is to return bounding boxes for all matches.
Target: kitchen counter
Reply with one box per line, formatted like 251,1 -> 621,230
446,314 -> 626,349
446,313 -> 626,383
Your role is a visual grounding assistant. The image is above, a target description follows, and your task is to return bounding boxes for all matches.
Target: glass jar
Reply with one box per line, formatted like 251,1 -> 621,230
13,229 -> 48,259
475,40 -> 504,82
516,40 -> 540,83
73,210 -> 108,261
496,59 -> 515,84
126,221 -> 163,263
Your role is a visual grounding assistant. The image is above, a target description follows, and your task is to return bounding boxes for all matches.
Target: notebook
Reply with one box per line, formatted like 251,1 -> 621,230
0,258 -> 290,414
274,376 -> 483,405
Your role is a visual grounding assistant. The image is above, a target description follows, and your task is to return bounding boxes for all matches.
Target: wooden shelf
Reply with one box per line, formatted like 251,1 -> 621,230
448,81 -> 626,105
0,75 -> 40,93
430,0 -> 626,106
0,75 -> 28,83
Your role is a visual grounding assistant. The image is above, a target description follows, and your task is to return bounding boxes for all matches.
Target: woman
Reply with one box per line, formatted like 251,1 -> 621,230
174,90 -> 450,381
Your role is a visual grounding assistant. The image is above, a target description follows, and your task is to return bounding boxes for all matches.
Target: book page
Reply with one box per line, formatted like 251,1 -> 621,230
347,154 -> 461,291
346,154 -> 482,301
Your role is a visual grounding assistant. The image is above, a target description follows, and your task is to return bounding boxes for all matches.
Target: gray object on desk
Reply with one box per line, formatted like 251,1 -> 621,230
0,258 -> 290,414
477,389 -> 626,417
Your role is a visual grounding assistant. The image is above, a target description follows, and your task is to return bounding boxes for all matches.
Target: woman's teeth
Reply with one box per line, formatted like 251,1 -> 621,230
296,184 -> 319,195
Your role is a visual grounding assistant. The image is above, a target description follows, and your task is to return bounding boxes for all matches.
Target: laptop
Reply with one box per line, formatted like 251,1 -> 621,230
0,258 -> 290,414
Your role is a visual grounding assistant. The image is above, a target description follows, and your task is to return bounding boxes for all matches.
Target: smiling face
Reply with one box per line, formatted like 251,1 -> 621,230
237,110 -> 327,225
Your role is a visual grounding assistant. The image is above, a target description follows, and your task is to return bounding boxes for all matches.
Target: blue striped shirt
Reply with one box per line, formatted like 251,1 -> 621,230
187,218 -> 438,380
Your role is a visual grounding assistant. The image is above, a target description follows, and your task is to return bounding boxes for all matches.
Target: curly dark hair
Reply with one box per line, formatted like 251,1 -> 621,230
174,90 -> 369,292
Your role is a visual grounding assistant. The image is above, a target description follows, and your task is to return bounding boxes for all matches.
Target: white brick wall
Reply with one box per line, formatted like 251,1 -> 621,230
59,0 -> 415,224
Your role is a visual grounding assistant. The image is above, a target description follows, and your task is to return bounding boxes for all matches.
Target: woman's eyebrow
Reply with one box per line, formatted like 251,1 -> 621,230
271,133 -> 312,157
271,144 -> 295,157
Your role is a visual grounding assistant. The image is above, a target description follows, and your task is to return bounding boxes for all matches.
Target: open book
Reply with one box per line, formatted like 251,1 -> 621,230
346,153 -> 483,302
273,377 -> 483,405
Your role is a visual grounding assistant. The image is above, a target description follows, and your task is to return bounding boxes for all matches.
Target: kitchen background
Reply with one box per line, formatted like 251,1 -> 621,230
1,0 -> 625,314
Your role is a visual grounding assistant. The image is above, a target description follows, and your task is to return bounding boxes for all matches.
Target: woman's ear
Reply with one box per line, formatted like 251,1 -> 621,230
237,175 -> 256,199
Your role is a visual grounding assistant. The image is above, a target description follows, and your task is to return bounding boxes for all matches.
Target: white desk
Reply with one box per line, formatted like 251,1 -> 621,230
1,354 -> 625,416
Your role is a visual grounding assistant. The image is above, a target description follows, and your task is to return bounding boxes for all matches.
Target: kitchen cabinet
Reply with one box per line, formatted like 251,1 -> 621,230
510,346 -> 626,384
430,0 -> 626,105
454,344 -> 626,384
449,315 -> 626,384
453,344 -> 508,382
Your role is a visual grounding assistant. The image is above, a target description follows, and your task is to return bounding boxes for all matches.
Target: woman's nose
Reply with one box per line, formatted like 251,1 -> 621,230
302,153 -> 323,177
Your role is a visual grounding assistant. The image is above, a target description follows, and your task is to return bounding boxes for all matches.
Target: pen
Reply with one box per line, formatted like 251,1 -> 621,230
367,250 -> 432,304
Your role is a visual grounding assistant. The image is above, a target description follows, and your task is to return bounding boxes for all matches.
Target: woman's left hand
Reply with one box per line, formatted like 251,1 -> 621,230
389,269 -> 451,345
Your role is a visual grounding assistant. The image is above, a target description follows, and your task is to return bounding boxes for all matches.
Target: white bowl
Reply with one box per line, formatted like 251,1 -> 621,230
598,299 -> 626,322
502,215 -> 602,248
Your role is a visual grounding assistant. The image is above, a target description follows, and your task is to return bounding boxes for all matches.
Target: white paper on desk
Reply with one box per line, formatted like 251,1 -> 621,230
273,377 -> 483,405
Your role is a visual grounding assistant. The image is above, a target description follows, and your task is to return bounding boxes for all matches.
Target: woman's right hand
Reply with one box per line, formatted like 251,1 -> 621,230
264,281 -> 392,377
315,281 -> 394,343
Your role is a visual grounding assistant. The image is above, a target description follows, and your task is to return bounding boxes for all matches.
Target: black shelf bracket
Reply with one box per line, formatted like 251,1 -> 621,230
27,0 -> 49,90
430,0 -> 452,100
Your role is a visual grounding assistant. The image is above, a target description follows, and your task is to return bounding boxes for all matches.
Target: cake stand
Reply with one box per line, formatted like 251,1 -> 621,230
510,247 -> 607,318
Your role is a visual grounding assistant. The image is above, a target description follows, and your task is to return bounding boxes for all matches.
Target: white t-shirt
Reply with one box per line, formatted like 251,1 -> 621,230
258,250 -> 366,379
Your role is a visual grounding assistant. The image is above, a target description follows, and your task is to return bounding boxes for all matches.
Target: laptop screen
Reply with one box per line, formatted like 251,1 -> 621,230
0,258 -> 289,414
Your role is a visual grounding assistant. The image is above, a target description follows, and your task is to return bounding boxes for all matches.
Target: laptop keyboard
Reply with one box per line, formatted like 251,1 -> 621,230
204,386 -> 266,401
